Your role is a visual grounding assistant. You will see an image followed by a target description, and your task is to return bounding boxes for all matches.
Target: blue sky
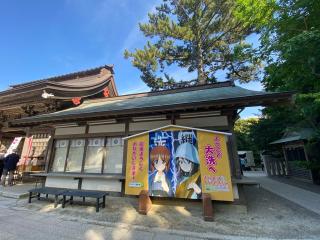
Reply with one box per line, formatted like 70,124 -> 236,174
0,0 -> 262,118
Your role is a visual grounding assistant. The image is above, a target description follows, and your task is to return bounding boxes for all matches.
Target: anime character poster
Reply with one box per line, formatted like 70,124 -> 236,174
148,130 -> 202,199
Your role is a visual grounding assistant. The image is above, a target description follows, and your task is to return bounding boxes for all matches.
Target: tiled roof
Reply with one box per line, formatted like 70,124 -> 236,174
9,65 -> 114,89
11,83 -> 293,126
0,65 -> 118,108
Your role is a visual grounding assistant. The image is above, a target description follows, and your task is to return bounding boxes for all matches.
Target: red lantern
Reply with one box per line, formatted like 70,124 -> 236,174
72,97 -> 81,105
103,88 -> 110,97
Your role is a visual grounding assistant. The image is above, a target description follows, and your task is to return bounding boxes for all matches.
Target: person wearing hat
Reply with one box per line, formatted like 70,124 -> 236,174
174,142 -> 202,199
1,149 -> 20,186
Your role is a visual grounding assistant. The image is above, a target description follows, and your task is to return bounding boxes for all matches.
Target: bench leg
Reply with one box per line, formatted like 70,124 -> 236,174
102,196 -> 106,208
46,194 -> 48,199
54,195 -> 58,208
37,193 -> 40,200
62,195 -> 66,208
96,198 -> 99,213
28,192 -> 32,203
82,196 -> 85,203
70,196 -> 73,205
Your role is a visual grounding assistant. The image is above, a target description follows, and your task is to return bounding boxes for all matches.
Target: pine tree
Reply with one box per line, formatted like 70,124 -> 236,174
124,0 -> 274,90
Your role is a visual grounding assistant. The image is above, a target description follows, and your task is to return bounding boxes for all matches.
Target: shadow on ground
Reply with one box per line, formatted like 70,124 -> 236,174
11,186 -> 320,239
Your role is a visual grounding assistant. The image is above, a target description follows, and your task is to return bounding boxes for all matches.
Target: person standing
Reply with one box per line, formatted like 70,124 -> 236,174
0,149 -> 6,180
1,149 -> 20,186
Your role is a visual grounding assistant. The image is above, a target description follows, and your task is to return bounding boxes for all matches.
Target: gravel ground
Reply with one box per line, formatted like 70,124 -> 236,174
7,186 -> 320,239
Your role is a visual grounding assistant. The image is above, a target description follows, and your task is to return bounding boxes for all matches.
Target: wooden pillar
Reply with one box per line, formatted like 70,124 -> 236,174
138,190 -> 152,215
78,124 -> 89,190
44,128 -> 55,173
263,155 -> 271,176
227,111 -> 242,179
170,112 -> 176,125
121,119 -> 130,196
20,127 -> 31,172
282,146 -> 289,176
275,158 -> 281,175
202,193 -> 214,221
302,143 -> 314,182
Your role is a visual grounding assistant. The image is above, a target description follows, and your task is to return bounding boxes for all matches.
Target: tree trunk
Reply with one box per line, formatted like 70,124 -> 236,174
197,58 -> 206,84
197,42 -> 206,85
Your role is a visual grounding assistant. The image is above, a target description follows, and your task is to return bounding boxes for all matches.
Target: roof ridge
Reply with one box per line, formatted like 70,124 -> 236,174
9,64 -> 114,89
84,80 -> 234,104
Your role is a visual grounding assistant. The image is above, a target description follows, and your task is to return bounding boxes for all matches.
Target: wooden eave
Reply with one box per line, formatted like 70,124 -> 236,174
9,65 -> 114,89
0,73 -> 117,109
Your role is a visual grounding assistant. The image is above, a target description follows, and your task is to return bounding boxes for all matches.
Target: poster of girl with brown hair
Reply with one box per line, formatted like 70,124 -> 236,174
148,145 -> 173,197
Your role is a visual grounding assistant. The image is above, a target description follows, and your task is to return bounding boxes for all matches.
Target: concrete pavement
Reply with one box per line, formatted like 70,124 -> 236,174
244,171 -> 320,216
0,198 -> 289,240
0,176 -> 319,239
0,183 -> 34,199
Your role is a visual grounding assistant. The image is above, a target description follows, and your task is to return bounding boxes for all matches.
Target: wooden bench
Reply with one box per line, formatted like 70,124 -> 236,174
28,187 -> 67,207
29,187 -> 108,212
61,189 -> 108,212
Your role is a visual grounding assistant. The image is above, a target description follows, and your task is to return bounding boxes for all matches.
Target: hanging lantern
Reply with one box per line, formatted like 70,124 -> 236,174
72,97 -> 81,105
103,87 -> 110,97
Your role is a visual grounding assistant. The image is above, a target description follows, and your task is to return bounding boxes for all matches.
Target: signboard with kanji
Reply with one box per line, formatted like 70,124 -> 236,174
124,125 -> 233,201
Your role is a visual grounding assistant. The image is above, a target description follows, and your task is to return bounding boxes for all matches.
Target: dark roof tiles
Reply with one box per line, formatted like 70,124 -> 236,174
11,84 -> 293,125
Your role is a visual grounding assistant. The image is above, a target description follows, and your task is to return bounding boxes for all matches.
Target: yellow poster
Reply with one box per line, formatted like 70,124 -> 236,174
124,126 -> 233,201
125,134 -> 149,195
198,132 -> 233,201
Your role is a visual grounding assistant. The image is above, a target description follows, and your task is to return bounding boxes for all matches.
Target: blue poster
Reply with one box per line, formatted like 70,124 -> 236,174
148,130 -> 202,199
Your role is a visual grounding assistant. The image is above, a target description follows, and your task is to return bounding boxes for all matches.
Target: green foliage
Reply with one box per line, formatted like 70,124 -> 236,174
262,0 -> 320,93
124,0 -> 274,90
234,117 -> 262,164
255,0 -> 320,176
234,0 -> 276,30
234,117 -> 259,150
251,107 -> 303,151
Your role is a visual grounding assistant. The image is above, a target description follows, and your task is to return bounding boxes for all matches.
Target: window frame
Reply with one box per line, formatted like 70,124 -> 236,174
50,135 -> 124,175
65,138 -> 86,173
50,139 -> 70,173
83,137 -> 106,174
103,136 -> 124,175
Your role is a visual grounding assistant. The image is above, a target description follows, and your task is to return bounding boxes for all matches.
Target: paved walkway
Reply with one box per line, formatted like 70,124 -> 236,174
0,181 -> 319,239
244,171 -> 320,216
0,183 -> 34,199
0,197 -> 280,240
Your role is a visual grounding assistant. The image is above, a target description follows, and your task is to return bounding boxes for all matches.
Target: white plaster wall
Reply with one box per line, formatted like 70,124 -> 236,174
176,116 -> 228,128
129,120 -> 171,132
81,179 -> 122,192
55,126 -> 86,136
88,124 -> 125,133
45,177 -> 78,189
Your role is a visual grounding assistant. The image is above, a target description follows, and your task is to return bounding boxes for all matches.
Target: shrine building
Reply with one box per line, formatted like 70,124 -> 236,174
0,65 -> 117,172
3,65 -> 293,199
